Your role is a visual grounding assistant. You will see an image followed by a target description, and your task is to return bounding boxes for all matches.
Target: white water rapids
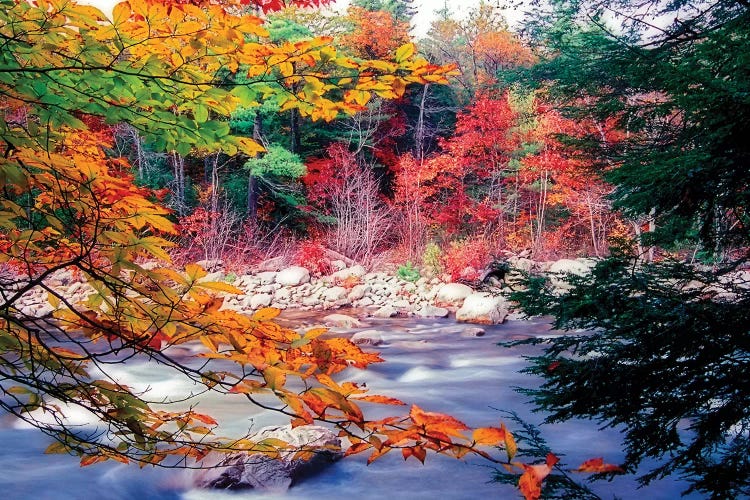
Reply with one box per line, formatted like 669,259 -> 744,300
0,314 -> 700,499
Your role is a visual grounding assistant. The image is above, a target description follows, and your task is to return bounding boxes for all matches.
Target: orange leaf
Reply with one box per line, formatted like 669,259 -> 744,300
574,457 -> 624,473
472,426 -> 507,446
409,404 -> 469,438
404,445 -> 426,463
80,454 -> 106,467
345,442 -> 371,457
518,467 -> 542,500
253,307 -> 281,321
191,412 -> 217,426
354,395 -> 406,406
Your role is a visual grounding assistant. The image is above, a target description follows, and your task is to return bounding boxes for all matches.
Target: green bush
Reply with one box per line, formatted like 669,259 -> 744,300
397,262 -> 420,282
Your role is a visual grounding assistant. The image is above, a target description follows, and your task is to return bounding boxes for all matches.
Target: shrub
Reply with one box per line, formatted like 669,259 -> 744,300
422,242 -> 443,276
294,239 -> 332,276
442,237 -> 491,282
397,262 -> 420,282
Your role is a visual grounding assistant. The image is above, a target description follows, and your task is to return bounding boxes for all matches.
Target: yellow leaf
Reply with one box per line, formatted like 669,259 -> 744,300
395,42 -> 416,63
111,1 -> 132,25
263,366 -> 286,391
503,423 -> 517,461
185,263 -> 208,282
252,307 -> 281,321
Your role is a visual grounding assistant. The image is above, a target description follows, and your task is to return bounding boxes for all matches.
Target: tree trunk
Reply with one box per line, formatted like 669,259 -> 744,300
414,84 -> 429,162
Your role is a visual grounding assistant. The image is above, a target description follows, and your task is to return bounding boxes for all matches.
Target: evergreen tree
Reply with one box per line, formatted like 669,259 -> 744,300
508,0 -> 750,497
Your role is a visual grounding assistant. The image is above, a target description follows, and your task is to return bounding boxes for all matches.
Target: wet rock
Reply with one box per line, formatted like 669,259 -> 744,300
351,330 -> 384,346
435,283 -> 473,308
461,327 -> 486,337
193,425 -> 342,492
456,293 -> 509,325
323,314 -> 363,328
415,305 -> 449,318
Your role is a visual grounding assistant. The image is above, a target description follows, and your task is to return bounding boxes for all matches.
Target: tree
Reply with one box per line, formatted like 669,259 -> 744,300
508,0 -> 750,496
0,0 -> 488,470
351,0 -> 417,24
339,6 -> 411,59
422,1 -> 534,103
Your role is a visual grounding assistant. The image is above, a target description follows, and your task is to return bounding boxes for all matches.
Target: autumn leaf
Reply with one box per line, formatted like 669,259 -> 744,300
472,426 -> 507,446
574,457 -> 624,474
503,423 -> 517,461
252,307 -> 281,321
353,395 -> 406,406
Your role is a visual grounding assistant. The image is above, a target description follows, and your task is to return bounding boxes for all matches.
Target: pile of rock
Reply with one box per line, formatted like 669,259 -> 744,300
9,257 -> 608,326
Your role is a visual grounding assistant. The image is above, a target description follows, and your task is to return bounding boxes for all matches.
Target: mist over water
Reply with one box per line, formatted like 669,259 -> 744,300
0,315 -> 700,499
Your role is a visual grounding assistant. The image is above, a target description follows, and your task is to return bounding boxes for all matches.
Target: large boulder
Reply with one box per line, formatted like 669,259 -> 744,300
547,258 -> 597,292
275,266 -> 310,287
456,293 -> 509,325
435,283 -> 473,308
193,425 -> 342,491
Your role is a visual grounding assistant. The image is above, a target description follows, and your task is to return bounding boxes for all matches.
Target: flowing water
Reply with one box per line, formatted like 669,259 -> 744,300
0,314 -> 700,499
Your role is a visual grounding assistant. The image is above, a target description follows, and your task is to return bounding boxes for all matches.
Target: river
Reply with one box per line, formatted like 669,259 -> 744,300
0,314 -> 701,499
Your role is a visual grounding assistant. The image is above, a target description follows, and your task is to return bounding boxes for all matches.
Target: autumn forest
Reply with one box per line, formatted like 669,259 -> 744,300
1,0 -> 749,498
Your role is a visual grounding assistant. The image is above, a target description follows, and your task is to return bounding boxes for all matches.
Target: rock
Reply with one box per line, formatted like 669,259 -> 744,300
322,286 -> 348,302
256,272 -> 278,285
198,271 -> 224,285
275,266 -> 310,287
274,288 -> 292,302
302,296 -> 321,308
392,299 -> 412,309
508,257 -> 534,273
372,306 -> 398,318
323,314 -> 363,328
193,424 -> 342,491
256,257 -> 285,272
415,305 -> 449,318
196,259 -> 223,272
547,258 -> 597,292
351,330 -> 384,346
330,260 -> 347,271
331,265 -> 367,282
461,327 -> 486,337
435,283 -> 473,308
456,293 -> 509,325
354,297 -> 374,307
347,284 -> 370,301
249,294 -> 272,309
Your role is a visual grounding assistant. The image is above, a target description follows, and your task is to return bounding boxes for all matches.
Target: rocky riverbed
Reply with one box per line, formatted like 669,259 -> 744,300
10,257 -> 607,326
